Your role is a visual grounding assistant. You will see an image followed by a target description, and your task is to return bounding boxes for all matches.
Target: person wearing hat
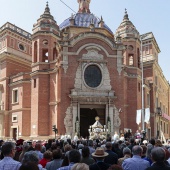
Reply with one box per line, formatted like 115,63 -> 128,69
89,147 -> 111,170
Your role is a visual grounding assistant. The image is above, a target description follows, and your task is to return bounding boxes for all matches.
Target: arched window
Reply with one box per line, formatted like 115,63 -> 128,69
42,49 -> 48,62
128,54 -> 134,66
34,41 -> 37,62
53,42 -> 57,60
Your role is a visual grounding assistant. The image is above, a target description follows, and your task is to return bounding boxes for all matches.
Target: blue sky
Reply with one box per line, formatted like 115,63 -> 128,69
0,0 -> 169,82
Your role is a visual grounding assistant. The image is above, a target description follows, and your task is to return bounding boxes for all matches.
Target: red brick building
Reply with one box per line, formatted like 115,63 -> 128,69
0,1 -> 169,140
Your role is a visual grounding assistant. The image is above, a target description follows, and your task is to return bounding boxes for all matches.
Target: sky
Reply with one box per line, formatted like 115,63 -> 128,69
0,0 -> 169,82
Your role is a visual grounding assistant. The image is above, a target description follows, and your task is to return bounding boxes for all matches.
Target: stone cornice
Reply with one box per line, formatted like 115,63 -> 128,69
9,80 -> 31,87
8,108 -> 31,113
30,68 -> 58,77
0,52 -> 31,67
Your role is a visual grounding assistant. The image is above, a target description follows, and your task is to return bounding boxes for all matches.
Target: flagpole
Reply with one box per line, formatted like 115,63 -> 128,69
141,36 -> 145,131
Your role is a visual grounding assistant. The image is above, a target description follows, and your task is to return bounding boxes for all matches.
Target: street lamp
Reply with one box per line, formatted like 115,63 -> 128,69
140,36 -> 145,131
156,107 -> 162,139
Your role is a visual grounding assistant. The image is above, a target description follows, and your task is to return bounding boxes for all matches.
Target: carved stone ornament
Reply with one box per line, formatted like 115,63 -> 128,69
64,106 -> 73,135
113,107 -> 121,127
82,49 -> 103,60
74,48 -> 111,90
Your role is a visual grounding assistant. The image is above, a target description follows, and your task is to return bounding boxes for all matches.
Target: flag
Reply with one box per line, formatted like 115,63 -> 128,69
136,109 -> 141,125
145,108 -> 150,123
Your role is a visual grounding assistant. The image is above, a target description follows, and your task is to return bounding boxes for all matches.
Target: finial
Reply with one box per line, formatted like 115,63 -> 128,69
124,8 -> 129,20
125,8 -> 127,15
71,13 -> 74,19
95,116 -> 100,121
44,1 -> 50,15
101,16 -> 103,21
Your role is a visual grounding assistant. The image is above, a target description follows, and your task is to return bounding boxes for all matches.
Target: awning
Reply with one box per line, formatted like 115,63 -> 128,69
162,113 -> 170,121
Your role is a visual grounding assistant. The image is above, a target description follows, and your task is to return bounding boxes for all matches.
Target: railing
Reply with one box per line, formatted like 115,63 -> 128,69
0,22 -> 31,39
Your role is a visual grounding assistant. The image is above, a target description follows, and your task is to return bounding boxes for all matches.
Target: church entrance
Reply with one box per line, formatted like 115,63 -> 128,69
80,107 -> 105,138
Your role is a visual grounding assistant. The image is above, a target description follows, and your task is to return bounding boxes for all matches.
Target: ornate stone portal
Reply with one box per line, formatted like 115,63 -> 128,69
64,104 -> 121,137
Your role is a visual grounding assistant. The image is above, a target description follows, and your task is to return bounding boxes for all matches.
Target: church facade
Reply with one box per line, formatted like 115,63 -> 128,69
0,0 -> 169,140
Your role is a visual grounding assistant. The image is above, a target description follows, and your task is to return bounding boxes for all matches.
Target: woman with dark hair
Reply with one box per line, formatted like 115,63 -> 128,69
19,162 -> 39,170
80,146 -> 95,165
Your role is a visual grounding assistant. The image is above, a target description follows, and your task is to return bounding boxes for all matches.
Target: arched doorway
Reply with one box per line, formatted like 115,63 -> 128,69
80,107 -> 105,138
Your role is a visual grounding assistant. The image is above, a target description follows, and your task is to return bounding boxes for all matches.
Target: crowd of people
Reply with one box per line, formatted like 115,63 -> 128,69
0,134 -> 170,170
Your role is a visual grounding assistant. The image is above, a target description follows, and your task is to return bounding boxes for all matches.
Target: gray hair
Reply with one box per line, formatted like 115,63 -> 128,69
151,147 -> 165,162
123,147 -> 131,155
1,142 -> 16,156
72,163 -> 89,170
22,151 -> 39,164
132,145 -> 143,156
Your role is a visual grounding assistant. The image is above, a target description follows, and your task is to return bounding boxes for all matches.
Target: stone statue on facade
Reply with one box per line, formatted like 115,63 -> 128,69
77,0 -> 91,13
64,106 -> 73,135
113,107 -> 121,127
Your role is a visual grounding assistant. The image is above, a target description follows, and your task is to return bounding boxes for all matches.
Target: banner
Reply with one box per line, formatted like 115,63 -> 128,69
136,109 -> 141,125
145,108 -> 150,123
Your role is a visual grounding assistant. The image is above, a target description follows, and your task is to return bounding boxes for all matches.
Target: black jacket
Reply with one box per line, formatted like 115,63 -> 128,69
104,150 -> 118,165
89,162 -> 111,170
146,162 -> 170,170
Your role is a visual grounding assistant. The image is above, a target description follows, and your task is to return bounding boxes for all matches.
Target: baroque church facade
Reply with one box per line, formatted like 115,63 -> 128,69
0,0 -> 169,140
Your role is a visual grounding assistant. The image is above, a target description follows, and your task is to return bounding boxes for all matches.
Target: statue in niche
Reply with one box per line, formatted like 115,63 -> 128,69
113,107 -> 121,127
64,106 -> 73,135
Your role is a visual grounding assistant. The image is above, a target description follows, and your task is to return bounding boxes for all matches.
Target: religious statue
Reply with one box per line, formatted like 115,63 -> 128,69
64,106 -> 73,135
77,0 -> 91,13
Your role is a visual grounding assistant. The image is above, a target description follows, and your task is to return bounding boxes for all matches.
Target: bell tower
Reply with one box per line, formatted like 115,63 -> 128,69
115,9 -> 141,68
115,9 -> 142,131
31,2 -> 60,137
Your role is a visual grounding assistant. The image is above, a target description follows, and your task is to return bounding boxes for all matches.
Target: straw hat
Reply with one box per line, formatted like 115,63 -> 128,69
92,147 -> 108,157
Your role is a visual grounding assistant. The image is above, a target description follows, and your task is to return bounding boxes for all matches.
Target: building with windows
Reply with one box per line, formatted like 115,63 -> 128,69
0,0 -> 169,140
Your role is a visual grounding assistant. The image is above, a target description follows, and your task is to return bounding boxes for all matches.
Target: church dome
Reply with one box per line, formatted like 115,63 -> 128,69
115,9 -> 140,39
59,13 -> 112,33
59,0 -> 112,33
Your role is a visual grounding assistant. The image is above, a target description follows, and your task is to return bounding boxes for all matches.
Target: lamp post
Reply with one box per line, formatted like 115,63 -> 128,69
156,107 -> 162,139
107,99 -> 111,135
140,36 -> 145,131
75,101 -> 80,136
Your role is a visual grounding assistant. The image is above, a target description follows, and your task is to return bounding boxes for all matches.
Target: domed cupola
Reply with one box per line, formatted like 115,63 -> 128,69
59,0 -> 112,33
115,9 -> 139,39
32,2 -> 59,36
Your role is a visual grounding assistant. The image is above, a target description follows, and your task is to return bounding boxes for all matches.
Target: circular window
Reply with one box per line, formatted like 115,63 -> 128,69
19,44 -> 25,51
43,40 -> 48,45
84,65 -> 102,88
128,45 -> 133,51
